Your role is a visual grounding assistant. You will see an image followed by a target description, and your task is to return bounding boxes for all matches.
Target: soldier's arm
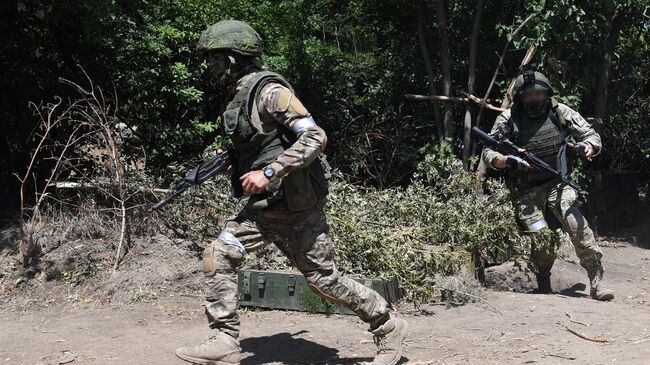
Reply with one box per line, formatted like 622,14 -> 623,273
482,111 -> 512,170
558,104 -> 602,156
259,83 -> 327,178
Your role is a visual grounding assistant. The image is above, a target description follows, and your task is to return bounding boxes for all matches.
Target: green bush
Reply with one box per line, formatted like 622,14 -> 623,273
158,141 -> 545,304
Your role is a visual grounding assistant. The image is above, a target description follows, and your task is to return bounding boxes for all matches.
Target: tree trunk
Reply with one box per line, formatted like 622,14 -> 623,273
501,46 -> 536,109
463,0 -> 483,171
594,6 -> 626,120
436,0 -> 454,140
474,14 -> 535,190
416,5 -> 443,139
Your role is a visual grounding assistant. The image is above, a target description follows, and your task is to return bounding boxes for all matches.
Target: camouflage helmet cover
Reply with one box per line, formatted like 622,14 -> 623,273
197,20 -> 263,56
513,70 -> 554,100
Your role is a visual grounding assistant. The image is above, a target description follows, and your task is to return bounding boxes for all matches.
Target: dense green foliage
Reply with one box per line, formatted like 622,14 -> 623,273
159,142 -> 533,303
3,0 -> 648,302
3,0 -> 649,213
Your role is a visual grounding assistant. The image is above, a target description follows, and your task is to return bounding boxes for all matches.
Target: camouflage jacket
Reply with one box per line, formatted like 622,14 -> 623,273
482,103 -> 602,170
231,71 -> 327,178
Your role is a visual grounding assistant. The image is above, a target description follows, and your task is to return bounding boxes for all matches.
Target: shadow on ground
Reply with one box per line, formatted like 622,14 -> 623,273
241,330 -> 380,365
559,283 -> 589,298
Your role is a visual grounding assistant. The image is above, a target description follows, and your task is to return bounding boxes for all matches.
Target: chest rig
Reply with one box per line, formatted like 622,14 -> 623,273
222,71 -> 329,211
507,99 -> 569,189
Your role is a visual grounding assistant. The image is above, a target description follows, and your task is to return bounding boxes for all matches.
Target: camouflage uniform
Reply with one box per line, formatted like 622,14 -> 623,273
482,102 -> 607,291
203,71 -> 390,339
178,20 -> 407,365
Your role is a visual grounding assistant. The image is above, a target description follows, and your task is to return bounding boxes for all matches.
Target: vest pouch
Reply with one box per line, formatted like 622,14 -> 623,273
222,107 -> 243,136
283,167 -> 317,211
309,154 -> 330,200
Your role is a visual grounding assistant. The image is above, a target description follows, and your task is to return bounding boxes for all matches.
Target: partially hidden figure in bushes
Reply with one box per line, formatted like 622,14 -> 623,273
482,70 -> 614,301
174,20 -> 408,365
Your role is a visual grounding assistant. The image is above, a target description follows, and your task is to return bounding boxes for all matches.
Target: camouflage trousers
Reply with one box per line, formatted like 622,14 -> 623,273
512,180 -> 604,276
201,200 -> 390,338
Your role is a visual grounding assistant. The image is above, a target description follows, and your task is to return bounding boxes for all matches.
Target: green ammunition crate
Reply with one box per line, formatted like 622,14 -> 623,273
237,270 -> 402,315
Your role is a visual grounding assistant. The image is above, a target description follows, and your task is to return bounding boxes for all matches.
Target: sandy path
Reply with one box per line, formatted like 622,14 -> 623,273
2,243 -> 649,365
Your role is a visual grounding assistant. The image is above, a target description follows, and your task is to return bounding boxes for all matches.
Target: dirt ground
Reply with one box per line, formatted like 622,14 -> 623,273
1,234 -> 649,365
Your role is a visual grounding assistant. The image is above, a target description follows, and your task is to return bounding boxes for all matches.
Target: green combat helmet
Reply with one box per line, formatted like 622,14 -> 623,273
196,20 -> 263,56
513,70 -> 553,117
513,70 -> 554,101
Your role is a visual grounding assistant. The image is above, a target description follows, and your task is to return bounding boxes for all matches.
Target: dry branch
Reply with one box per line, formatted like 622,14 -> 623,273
564,325 -> 608,343
405,94 -> 505,113
17,66 -> 142,271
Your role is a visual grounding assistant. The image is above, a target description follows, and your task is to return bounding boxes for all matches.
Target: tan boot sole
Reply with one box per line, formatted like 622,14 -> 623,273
593,293 -> 615,301
175,352 -> 239,365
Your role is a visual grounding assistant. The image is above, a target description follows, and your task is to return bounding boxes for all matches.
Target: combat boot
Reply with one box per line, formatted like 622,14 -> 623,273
367,317 -> 409,365
175,332 -> 241,365
535,273 -> 552,294
588,267 -> 614,301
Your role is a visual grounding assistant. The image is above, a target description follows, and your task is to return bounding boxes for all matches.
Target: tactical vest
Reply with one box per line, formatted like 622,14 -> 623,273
222,71 -> 329,211
508,99 -> 568,189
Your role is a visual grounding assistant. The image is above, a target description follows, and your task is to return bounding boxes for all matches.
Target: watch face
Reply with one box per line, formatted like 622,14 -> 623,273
264,167 -> 274,178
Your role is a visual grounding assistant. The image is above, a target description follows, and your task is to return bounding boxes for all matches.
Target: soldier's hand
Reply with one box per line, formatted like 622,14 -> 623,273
494,150 -> 531,171
496,154 -> 532,171
569,142 -> 595,162
216,148 -> 233,176
239,170 -> 270,195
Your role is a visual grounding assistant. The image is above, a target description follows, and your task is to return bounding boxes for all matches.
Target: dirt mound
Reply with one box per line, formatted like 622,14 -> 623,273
0,223 -> 295,311
484,242 -> 591,295
0,232 -> 205,309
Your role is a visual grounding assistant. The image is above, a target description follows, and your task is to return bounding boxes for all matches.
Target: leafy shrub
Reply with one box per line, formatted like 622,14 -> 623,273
156,141 -> 546,304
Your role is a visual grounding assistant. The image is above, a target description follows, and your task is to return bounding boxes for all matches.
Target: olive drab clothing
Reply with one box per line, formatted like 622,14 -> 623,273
202,69 -> 390,340
511,179 -> 603,274
223,70 -> 329,211
503,100 -> 569,189
482,101 -> 611,299
483,100 -> 602,175
196,20 -> 264,56
182,19 -> 407,365
203,202 -> 390,339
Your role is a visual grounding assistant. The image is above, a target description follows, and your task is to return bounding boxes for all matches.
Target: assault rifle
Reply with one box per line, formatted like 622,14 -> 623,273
471,126 -> 580,191
151,151 -> 231,211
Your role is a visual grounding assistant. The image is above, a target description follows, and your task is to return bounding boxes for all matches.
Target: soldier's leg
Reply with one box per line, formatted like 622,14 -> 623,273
260,204 -> 407,365
546,183 -> 613,300
529,228 -> 560,293
512,185 -> 559,293
203,215 -> 267,337
264,205 -> 389,324
176,211 -> 268,364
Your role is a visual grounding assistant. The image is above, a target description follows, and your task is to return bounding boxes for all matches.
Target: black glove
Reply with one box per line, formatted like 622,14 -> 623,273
506,155 -> 531,171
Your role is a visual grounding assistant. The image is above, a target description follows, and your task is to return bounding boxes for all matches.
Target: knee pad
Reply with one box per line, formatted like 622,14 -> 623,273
203,232 -> 246,277
564,206 -> 587,234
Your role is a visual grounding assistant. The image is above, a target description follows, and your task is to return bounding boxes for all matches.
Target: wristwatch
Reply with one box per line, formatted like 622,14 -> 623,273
263,165 -> 277,181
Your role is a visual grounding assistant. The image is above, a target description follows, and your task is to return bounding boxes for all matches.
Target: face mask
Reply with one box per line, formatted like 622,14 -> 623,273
208,53 -> 237,86
523,97 -> 550,118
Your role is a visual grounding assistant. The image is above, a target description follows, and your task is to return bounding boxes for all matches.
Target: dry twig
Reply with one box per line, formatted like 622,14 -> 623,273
565,312 -> 590,327
563,325 -> 608,343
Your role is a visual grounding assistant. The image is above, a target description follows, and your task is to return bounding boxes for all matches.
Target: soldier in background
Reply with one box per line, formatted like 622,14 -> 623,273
174,20 -> 408,365
482,70 -> 614,301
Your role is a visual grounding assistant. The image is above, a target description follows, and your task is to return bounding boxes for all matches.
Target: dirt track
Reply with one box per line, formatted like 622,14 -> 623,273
2,239 -> 650,365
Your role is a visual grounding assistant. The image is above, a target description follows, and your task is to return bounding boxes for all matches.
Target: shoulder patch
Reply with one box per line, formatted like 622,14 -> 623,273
277,88 -> 308,116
